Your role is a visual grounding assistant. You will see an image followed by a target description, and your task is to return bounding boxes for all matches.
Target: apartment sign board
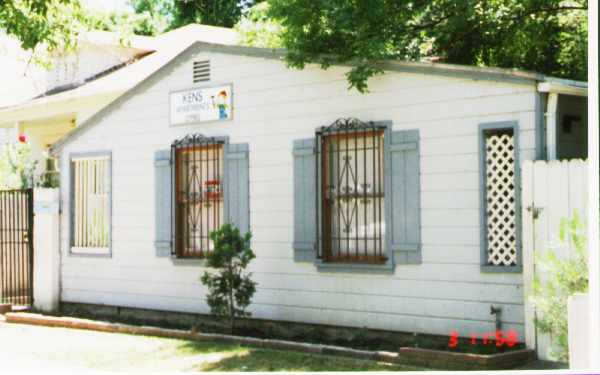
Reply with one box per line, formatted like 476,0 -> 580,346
170,84 -> 232,125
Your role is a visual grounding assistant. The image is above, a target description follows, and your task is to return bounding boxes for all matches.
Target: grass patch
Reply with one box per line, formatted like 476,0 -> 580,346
0,323 -> 420,371
176,342 -> 417,372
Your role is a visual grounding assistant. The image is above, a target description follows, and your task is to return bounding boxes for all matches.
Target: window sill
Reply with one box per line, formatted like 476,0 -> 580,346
171,257 -> 208,267
315,259 -> 394,274
69,247 -> 111,257
481,265 -> 523,273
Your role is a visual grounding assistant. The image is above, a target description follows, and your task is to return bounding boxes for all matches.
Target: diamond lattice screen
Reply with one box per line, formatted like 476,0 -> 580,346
485,131 -> 517,266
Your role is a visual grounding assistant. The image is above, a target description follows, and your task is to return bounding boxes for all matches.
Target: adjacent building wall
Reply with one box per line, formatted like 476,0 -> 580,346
57,48 -> 539,339
46,43 -> 143,93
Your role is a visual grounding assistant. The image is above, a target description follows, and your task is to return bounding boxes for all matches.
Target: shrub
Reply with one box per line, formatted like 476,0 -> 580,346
0,140 -> 37,189
200,223 -> 257,333
530,213 -> 588,362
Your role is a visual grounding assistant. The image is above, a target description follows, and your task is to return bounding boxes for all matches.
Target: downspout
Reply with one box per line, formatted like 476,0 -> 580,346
545,92 -> 560,161
535,91 -> 548,160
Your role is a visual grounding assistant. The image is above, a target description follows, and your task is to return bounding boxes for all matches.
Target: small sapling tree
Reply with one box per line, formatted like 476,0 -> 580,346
201,223 -> 257,333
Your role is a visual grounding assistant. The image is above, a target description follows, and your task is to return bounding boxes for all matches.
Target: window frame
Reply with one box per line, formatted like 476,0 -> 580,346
170,134 -> 229,261
314,120 -> 395,273
478,121 -> 523,273
69,151 -> 112,257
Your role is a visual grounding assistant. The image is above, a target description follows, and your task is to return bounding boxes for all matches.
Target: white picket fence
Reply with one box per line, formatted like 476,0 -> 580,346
521,159 -> 588,361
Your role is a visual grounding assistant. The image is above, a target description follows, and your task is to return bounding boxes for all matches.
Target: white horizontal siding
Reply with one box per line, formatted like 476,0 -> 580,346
61,261 -> 522,296
60,276 -> 523,322
58,48 -> 537,340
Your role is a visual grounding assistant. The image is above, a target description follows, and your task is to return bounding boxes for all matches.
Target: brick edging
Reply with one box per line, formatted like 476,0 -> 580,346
397,346 -> 536,369
4,312 -> 535,369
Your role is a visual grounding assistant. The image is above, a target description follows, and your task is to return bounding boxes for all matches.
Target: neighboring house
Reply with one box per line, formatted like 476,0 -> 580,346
0,33 -> 48,108
0,25 -> 238,181
48,27 -> 588,345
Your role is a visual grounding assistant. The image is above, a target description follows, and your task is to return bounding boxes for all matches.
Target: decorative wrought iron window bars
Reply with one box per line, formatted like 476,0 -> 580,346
316,118 -> 387,264
172,134 -> 224,258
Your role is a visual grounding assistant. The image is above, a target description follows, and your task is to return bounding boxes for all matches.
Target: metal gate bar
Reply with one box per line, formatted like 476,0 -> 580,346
0,189 -> 34,306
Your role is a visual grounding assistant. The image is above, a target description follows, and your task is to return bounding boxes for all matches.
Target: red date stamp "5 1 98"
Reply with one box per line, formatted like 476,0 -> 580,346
448,329 -> 519,348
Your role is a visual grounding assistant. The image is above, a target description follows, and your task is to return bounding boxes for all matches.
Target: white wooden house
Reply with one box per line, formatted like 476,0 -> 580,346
49,30 -> 588,344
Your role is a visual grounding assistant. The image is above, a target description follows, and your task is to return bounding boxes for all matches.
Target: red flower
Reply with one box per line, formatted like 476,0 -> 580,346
505,329 -> 518,347
447,330 -> 459,348
18,134 -> 27,143
495,330 -> 506,347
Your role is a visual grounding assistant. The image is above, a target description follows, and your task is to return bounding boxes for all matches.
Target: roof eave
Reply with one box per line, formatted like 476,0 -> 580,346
537,81 -> 588,97
189,41 -> 545,85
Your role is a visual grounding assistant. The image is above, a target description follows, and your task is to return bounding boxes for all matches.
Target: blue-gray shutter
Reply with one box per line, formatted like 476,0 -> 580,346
292,138 -> 316,262
385,129 -> 422,264
154,149 -> 172,257
224,143 -> 250,234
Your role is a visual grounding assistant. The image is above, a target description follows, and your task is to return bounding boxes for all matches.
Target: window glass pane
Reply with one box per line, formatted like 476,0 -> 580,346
71,156 -> 110,248
176,145 -> 224,258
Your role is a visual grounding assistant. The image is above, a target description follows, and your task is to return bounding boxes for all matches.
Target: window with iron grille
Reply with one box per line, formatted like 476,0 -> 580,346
316,119 -> 386,264
172,134 -> 224,258
70,153 -> 111,253
482,127 -> 518,267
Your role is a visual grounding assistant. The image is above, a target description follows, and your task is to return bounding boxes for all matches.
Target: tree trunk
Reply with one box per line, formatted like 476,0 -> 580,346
228,262 -> 235,334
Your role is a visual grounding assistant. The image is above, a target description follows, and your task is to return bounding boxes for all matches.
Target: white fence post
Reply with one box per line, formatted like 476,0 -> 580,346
568,293 -> 590,368
33,188 -> 60,312
521,160 -> 536,351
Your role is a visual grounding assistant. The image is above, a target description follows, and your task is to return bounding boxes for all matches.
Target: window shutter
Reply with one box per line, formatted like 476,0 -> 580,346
386,129 -> 422,264
292,138 -> 316,262
224,143 -> 250,234
154,149 -> 172,257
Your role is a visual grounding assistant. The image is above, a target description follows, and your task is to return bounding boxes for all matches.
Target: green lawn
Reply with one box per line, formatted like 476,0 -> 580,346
0,322 -> 421,372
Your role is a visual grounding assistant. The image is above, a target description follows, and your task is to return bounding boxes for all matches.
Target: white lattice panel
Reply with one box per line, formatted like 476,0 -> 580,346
485,132 -> 517,266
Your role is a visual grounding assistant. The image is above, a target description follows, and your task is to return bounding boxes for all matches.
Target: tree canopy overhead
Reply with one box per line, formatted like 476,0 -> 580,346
0,0 -> 264,51
170,0 -> 263,29
83,0 -> 266,37
0,0 -> 83,52
265,0 -> 588,92
1,0 -> 588,93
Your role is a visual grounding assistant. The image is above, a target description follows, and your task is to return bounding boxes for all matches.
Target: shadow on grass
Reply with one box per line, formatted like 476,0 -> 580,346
176,341 -> 420,372
171,340 -> 241,355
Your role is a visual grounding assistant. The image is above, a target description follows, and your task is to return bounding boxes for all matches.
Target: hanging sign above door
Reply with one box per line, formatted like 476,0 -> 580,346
170,84 -> 232,126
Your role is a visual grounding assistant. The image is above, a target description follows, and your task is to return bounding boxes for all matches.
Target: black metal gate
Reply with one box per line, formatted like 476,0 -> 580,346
0,189 -> 34,306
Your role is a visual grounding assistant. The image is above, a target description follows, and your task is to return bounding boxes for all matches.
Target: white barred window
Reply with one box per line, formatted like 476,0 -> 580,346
70,153 -> 111,254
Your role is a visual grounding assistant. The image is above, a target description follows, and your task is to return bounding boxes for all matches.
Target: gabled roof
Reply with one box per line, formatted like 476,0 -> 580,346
0,24 -> 239,123
49,29 -> 587,154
